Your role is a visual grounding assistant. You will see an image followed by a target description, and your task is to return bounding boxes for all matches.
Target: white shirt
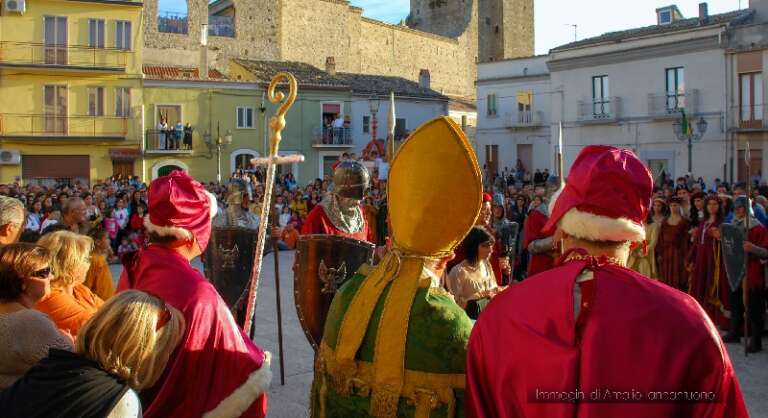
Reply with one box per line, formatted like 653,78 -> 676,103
332,117 -> 345,128
114,208 -> 130,229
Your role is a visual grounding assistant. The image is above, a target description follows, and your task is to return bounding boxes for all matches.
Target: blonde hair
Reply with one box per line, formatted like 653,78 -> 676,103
76,290 -> 184,390
37,230 -> 93,287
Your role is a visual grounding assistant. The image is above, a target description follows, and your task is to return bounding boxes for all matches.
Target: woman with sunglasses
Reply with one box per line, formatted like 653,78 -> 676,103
0,243 -> 72,389
447,226 -> 507,319
0,290 -> 185,418
35,231 -> 103,337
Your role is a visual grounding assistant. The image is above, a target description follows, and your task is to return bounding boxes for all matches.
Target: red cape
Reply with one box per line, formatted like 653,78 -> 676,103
523,209 -> 555,276
301,204 -> 371,242
466,257 -> 747,418
118,246 -> 269,418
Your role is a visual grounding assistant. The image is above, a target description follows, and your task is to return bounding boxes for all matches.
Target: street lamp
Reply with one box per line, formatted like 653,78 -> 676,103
204,122 -> 233,183
672,116 -> 708,175
369,95 -> 381,143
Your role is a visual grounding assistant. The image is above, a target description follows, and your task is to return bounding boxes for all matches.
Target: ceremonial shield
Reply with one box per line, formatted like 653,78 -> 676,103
295,235 -> 375,349
202,226 -> 258,313
720,224 -> 746,292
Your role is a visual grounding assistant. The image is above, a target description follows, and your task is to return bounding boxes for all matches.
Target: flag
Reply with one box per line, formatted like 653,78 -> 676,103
680,109 -> 693,136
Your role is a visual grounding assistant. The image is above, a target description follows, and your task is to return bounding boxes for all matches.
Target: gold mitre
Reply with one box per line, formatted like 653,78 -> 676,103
388,116 -> 482,256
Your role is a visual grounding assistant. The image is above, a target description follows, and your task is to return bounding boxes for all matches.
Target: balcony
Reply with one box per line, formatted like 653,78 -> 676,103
577,97 -> 622,124
145,129 -> 194,154
312,127 -> 353,147
506,110 -> 545,129
736,104 -> 765,131
0,114 -> 129,140
209,15 -> 236,38
158,11 -> 189,34
648,90 -> 699,120
0,41 -> 129,72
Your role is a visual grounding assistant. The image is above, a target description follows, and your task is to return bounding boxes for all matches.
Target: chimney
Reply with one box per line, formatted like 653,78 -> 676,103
699,2 -> 709,24
325,57 -> 336,76
419,69 -> 431,89
200,24 -> 209,80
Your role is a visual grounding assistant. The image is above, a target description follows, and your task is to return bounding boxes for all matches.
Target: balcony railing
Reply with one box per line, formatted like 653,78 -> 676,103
648,90 -> 698,119
313,127 -> 352,146
145,129 -> 194,153
0,41 -> 129,70
738,103 -> 765,130
209,15 -> 236,38
0,114 -> 128,138
506,110 -> 545,128
158,11 -> 189,34
577,97 -> 622,123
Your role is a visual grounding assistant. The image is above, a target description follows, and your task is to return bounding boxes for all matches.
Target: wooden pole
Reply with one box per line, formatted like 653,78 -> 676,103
271,207 -> 287,385
743,141 -> 751,357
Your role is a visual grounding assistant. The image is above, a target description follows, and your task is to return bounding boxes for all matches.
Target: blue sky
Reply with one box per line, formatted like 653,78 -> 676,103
160,0 -> 745,54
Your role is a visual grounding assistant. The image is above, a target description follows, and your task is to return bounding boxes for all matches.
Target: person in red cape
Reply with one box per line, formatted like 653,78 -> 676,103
302,160 -> 372,242
117,171 -> 271,418
466,145 -> 747,418
523,176 -> 560,276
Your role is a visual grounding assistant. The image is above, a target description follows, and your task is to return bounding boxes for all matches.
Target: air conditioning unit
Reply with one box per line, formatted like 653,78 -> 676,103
0,150 -> 21,165
3,0 -> 26,14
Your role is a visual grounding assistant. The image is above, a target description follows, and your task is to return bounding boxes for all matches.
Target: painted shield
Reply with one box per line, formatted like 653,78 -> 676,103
294,234 -> 375,350
202,226 -> 258,316
720,223 -> 746,292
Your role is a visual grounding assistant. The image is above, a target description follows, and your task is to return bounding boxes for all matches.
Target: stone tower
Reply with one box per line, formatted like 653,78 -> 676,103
408,0 -> 534,62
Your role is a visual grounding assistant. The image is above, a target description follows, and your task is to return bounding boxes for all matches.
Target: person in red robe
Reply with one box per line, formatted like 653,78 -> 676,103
301,160 -> 372,242
687,196 -> 726,326
467,145 -> 748,418
523,177 -> 561,277
723,196 -> 768,353
118,171 -> 271,418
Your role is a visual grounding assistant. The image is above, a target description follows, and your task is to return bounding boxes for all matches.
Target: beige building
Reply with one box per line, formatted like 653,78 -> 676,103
143,0 -> 534,101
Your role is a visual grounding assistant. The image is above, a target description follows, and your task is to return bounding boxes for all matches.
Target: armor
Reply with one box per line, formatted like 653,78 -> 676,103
294,235 -> 375,350
332,160 -> 370,200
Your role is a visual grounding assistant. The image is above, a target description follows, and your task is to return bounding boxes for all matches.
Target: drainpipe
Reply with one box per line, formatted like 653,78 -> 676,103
140,105 -> 146,181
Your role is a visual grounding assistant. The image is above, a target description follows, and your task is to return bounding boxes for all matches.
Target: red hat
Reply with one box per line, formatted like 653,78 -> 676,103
144,171 -> 218,252
482,192 -> 493,203
543,145 -> 652,242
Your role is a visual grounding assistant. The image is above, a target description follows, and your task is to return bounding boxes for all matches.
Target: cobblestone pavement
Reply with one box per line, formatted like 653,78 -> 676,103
112,251 -> 768,418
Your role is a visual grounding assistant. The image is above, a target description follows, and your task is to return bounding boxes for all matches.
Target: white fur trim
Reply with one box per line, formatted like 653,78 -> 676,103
205,191 -> 219,219
143,215 -> 193,241
559,208 -> 645,242
202,352 -> 272,418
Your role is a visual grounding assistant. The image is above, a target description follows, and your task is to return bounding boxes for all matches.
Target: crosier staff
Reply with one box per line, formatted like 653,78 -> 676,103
743,141 -> 751,357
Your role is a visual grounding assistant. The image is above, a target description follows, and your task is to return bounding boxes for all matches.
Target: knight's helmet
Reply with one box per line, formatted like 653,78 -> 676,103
332,160 -> 370,201
330,117 -> 482,417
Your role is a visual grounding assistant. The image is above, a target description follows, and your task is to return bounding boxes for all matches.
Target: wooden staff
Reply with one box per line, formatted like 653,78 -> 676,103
743,141 -> 751,357
270,206 -> 286,385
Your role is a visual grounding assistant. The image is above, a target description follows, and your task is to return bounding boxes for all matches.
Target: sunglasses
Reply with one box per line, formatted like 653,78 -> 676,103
30,266 -> 52,279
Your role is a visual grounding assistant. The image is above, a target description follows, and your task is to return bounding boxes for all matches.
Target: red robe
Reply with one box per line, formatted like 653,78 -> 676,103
523,209 -> 554,276
687,221 -> 728,326
467,255 -> 747,418
301,204 -> 371,242
118,246 -> 269,418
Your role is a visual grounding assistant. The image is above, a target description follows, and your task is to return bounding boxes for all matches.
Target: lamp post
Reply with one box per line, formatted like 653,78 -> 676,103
369,95 -> 380,144
204,122 -> 233,183
672,116 -> 708,175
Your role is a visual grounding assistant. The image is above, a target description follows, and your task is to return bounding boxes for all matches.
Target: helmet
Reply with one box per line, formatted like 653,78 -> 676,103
333,160 -> 370,200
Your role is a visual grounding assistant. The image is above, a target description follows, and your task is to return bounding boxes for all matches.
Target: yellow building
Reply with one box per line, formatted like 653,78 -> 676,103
0,0 -> 143,186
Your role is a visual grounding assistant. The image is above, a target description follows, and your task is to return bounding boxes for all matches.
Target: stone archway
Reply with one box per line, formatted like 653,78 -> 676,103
151,159 -> 189,179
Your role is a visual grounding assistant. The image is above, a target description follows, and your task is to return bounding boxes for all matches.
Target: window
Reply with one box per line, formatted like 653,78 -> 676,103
88,87 -> 104,116
237,107 -> 254,128
43,16 -> 67,65
665,67 -> 685,112
659,10 -> 672,24
487,94 -> 498,117
395,118 -> 407,140
89,19 -> 105,48
115,21 -> 131,50
740,72 -> 764,126
592,75 -> 610,117
362,116 -> 370,134
44,85 -> 67,134
115,87 -> 130,117
517,91 -> 532,123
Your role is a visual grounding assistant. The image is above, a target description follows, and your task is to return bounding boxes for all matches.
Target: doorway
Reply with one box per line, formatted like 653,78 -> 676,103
44,16 -> 67,65
738,149 -> 762,183
647,159 -> 669,185
485,144 -> 499,176
516,144 -> 533,175
44,85 -> 67,134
